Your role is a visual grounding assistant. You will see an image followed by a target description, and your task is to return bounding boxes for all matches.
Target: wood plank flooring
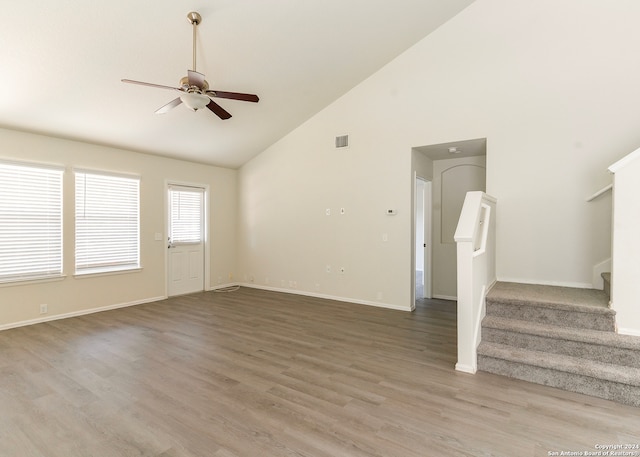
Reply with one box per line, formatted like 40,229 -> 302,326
1,287 -> 639,456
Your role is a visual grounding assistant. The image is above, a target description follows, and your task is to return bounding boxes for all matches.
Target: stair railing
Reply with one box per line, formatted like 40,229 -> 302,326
454,191 -> 497,373
608,146 -> 640,336
585,183 -> 612,202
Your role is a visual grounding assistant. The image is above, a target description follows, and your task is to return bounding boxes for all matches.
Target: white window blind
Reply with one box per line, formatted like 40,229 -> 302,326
169,186 -> 203,244
75,171 -> 140,275
0,161 -> 63,283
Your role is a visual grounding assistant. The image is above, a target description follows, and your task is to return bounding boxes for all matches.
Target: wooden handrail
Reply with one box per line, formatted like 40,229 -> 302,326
586,183 -> 612,202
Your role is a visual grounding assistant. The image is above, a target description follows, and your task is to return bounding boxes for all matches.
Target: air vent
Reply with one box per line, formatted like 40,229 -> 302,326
335,134 -> 349,149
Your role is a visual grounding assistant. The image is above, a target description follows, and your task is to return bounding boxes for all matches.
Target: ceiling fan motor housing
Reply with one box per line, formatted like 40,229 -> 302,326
180,76 -> 209,92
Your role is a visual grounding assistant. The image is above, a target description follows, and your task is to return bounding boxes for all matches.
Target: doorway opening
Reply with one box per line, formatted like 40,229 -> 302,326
415,177 -> 432,300
412,138 -> 487,304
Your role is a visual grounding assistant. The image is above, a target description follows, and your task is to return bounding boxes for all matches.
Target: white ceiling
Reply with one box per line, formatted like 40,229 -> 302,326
0,0 -> 475,169
415,138 -> 487,161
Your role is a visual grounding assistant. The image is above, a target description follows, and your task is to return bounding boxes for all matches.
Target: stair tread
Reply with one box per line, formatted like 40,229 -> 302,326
478,341 -> 640,387
487,282 -> 612,314
482,315 -> 640,350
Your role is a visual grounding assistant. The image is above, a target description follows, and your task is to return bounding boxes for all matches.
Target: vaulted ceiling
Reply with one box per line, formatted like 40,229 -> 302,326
0,0 -> 475,168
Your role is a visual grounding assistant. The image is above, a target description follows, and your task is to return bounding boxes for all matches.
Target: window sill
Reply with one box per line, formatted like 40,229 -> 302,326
74,267 -> 143,279
0,275 -> 67,288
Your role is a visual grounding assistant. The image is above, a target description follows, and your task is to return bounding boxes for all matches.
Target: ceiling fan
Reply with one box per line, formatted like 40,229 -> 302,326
122,11 -> 259,120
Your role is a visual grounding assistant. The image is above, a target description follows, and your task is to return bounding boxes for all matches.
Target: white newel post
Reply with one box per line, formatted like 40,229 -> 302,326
454,191 -> 497,374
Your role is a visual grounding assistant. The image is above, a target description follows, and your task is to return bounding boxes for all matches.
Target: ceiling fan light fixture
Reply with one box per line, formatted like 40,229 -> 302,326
180,92 -> 210,111
121,11 -> 258,120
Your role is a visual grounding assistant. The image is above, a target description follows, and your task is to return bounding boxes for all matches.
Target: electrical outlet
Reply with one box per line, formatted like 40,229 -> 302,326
40,304 -> 48,314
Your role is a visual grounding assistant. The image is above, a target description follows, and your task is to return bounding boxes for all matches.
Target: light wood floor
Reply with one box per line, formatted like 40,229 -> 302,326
1,288 -> 639,457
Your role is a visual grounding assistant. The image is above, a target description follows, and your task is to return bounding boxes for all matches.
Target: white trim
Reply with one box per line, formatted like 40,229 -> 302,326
585,183 -> 612,202
240,283 -> 413,312
432,294 -> 457,301
496,276 -> 593,289
0,157 -> 65,171
73,167 -> 140,179
0,295 -> 166,332
455,363 -> 476,374
618,327 -> 640,337
0,274 -> 66,288
608,146 -> 640,173
74,267 -> 143,279
209,282 -> 240,291
472,284 -> 488,364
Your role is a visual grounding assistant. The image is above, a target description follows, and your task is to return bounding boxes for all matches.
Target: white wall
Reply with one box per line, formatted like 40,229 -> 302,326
0,127 -> 237,328
238,0 -> 640,310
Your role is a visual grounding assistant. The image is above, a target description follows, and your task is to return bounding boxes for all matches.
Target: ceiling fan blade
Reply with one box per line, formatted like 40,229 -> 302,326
187,70 -> 206,89
121,79 -> 180,91
155,97 -> 183,114
206,100 -> 232,120
206,90 -> 259,103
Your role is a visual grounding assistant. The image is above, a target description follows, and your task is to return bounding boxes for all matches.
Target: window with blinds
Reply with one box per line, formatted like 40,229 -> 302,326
75,170 -> 140,275
0,161 -> 63,283
168,186 -> 204,245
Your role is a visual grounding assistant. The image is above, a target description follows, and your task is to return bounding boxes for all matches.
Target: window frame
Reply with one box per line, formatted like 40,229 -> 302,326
0,159 -> 64,285
74,169 -> 141,277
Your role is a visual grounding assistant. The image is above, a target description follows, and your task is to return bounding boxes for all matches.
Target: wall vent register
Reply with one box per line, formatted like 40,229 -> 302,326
335,134 -> 349,149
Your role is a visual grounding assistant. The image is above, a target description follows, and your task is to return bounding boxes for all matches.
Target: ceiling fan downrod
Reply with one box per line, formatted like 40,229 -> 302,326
187,12 -> 202,72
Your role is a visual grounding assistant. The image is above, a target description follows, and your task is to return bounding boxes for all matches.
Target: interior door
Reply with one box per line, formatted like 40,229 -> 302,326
167,185 -> 205,296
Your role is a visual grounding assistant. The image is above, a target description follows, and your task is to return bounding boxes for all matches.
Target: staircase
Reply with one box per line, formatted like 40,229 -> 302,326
477,281 -> 640,407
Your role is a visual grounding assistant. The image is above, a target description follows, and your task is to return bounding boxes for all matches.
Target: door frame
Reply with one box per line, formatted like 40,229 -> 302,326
412,174 -> 432,305
165,180 -> 211,297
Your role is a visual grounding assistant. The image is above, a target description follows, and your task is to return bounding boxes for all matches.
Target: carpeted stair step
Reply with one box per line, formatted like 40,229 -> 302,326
477,341 -> 640,407
482,315 -> 640,368
486,282 -> 615,331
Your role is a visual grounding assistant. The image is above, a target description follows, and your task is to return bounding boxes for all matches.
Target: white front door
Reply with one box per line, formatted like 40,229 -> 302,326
167,185 -> 205,296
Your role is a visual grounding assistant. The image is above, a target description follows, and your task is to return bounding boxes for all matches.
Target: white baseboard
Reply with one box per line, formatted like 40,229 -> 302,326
240,283 -> 413,312
0,295 -> 166,332
497,277 -> 593,289
455,363 -> 477,374
432,294 -> 457,301
209,282 -> 240,291
618,327 -> 640,337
